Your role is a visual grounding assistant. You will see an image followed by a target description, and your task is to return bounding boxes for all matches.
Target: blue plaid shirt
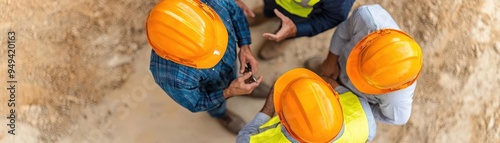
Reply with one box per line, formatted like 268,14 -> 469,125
150,0 -> 251,113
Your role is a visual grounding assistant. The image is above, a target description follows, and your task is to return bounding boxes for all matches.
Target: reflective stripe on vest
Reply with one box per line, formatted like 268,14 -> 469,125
275,0 -> 320,18
249,116 -> 291,143
249,92 -> 369,143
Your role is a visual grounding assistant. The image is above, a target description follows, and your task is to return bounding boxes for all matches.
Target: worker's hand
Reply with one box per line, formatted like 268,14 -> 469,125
224,72 -> 263,98
238,45 -> 259,74
321,75 -> 339,88
263,9 -> 297,42
234,0 -> 255,17
320,52 -> 340,80
260,88 -> 275,117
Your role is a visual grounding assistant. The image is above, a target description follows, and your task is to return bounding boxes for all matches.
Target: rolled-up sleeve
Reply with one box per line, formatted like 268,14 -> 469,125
237,112 -> 271,143
227,0 -> 252,47
295,0 -> 355,37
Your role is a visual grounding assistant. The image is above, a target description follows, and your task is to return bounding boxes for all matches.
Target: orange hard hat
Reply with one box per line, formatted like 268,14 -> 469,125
274,68 -> 344,143
347,29 -> 423,94
146,0 -> 228,69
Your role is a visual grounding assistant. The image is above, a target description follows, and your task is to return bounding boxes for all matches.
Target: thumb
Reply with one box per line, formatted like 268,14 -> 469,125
263,33 -> 279,41
255,76 -> 263,84
239,58 -> 247,74
248,76 -> 263,88
248,10 -> 255,18
240,72 -> 253,79
273,9 -> 287,21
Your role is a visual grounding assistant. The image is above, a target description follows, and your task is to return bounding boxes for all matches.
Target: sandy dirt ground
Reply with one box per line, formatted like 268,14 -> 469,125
0,0 -> 499,142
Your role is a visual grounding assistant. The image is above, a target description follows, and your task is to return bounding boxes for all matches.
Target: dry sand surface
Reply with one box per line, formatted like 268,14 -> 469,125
0,0 -> 499,142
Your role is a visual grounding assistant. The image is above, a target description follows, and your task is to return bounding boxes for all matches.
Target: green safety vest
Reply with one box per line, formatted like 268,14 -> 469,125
249,92 -> 369,143
275,0 -> 320,18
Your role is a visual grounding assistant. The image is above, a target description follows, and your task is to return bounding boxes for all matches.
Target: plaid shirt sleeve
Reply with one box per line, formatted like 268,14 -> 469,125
164,79 -> 226,113
226,0 -> 252,47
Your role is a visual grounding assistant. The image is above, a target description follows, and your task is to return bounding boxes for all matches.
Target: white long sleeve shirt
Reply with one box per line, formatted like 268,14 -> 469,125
329,4 -> 416,125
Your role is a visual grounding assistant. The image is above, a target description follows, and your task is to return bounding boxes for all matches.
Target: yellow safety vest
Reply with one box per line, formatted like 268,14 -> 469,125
249,92 -> 369,143
275,0 -> 320,18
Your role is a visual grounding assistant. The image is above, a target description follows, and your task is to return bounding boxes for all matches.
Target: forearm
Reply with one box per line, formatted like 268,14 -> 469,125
260,89 -> 275,117
260,102 -> 275,117
325,52 -> 339,64
239,45 -> 251,52
295,0 -> 354,37
295,18 -> 341,37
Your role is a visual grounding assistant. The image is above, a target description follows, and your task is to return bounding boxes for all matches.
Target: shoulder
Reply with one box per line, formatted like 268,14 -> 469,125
350,4 -> 400,31
150,57 -> 201,87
